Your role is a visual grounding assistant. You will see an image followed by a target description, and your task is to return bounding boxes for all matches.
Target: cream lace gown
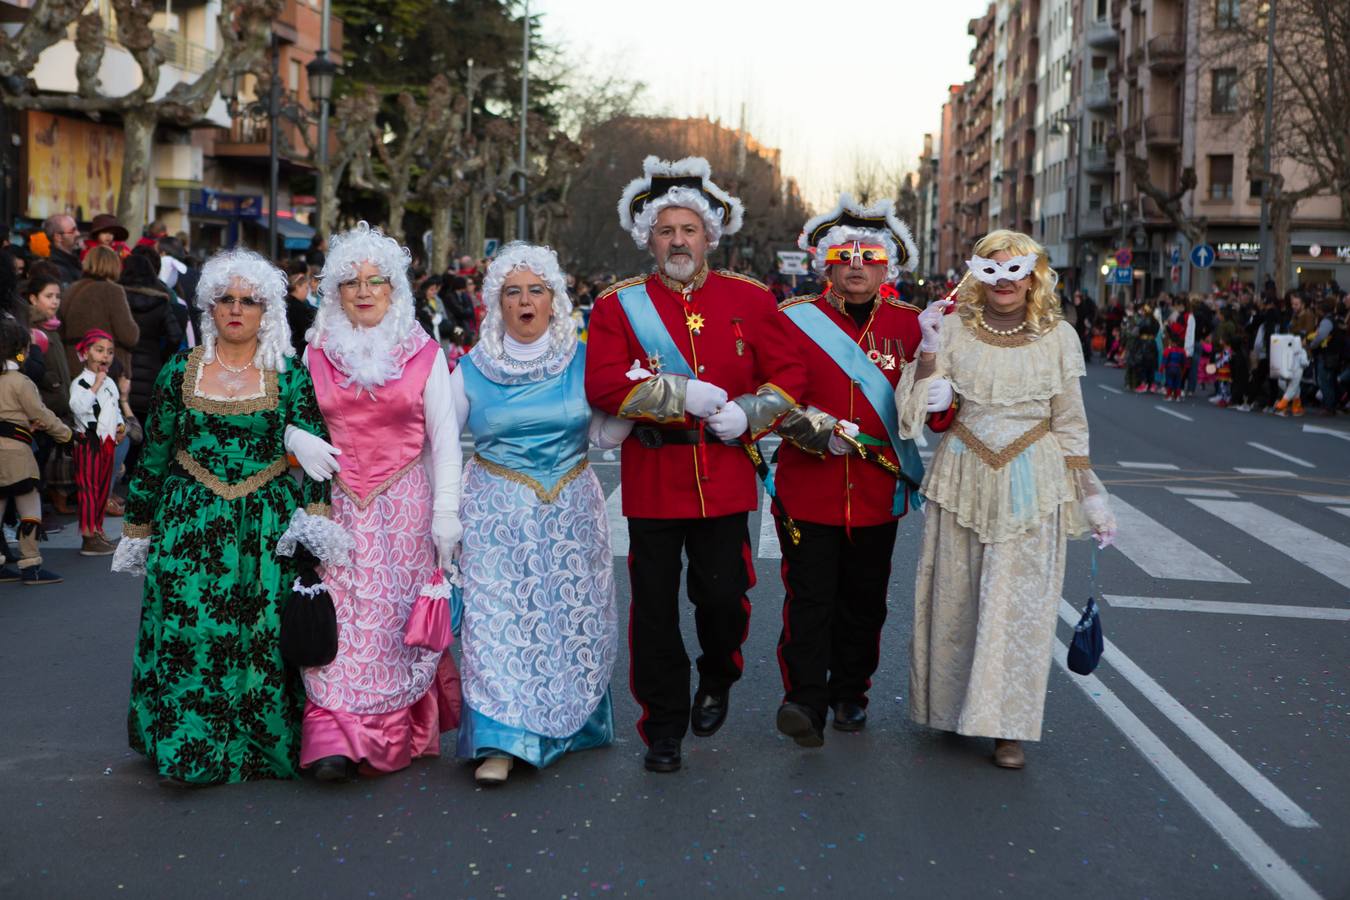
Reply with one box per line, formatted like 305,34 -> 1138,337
896,318 -> 1110,741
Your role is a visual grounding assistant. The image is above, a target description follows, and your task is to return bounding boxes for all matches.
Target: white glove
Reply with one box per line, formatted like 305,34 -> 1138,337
706,402 -> 748,442
918,299 -> 953,353
1092,526 -> 1118,550
111,536 -> 151,576
827,419 -> 860,456
926,378 -> 955,413
626,359 -> 652,381
1081,494 -> 1118,548
285,426 -> 342,481
684,379 -> 728,418
432,513 -> 463,568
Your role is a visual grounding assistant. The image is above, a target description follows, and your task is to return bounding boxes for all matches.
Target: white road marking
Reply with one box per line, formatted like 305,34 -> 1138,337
604,485 -> 628,558
1234,467 -> 1297,478
1153,404 -> 1193,421
1165,487 -> 1238,498
1108,496 -> 1247,583
1246,442 -> 1315,469
1302,424 -> 1350,442
1058,599 -> 1319,830
1117,461 -> 1181,470
1054,638 -> 1324,900
1300,494 -> 1350,504
1189,499 -> 1350,590
1105,594 -> 1350,622
1098,384 -> 1124,395
1333,508 -> 1350,520
757,489 -> 781,560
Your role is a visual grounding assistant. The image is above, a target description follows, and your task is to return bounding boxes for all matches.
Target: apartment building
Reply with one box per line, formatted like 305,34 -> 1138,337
1032,0 -> 1076,271
936,84 -> 966,279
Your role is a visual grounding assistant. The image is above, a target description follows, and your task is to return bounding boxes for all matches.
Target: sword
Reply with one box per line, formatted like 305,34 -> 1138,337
741,438 -> 801,546
832,426 -> 923,495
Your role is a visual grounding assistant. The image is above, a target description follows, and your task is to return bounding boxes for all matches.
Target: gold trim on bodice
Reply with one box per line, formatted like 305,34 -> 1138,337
334,456 -> 422,511
174,449 -> 289,500
473,454 -> 590,504
656,264 -> 710,294
949,418 -> 1052,470
969,326 -> 1040,349
181,346 -> 279,414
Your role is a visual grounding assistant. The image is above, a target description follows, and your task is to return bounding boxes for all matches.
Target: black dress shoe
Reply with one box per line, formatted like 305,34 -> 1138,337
643,738 -> 682,773
690,689 -> 729,737
311,755 -> 357,783
831,701 -> 868,732
776,702 -> 825,748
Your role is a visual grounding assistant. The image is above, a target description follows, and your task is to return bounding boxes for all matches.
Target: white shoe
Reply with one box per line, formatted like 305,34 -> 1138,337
475,757 -> 513,785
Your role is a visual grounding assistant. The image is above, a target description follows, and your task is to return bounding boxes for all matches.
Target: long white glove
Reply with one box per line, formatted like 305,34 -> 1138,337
926,378 -> 955,413
684,379 -> 728,418
706,402 -> 748,442
111,536 -> 151,576
432,513 -> 463,569
918,299 -> 954,353
285,425 -> 342,481
626,359 -> 653,381
827,419 -> 860,456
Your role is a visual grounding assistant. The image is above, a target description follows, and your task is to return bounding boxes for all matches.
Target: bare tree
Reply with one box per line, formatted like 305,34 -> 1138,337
0,0 -> 280,230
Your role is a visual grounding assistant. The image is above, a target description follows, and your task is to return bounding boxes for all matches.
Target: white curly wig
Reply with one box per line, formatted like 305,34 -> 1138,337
797,194 -> 919,282
195,247 -> 292,372
478,241 -> 577,360
618,156 -> 745,251
308,221 -> 422,390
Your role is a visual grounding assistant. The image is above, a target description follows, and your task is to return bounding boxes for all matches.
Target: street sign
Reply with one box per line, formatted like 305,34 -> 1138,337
776,250 -> 810,276
1170,245 -> 1181,266
1309,243 -> 1322,258
1170,265 -> 1181,284
1190,244 -> 1215,268
1115,248 -> 1133,267
1110,267 -> 1134,285
483,238 -> 501,258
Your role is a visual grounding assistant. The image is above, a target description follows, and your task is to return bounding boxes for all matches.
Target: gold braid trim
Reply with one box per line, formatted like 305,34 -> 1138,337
1064,455 -> 1092,470
335,456 -> 422,511
949,418 -> 1052,470
473,454 -> 590,504
121,522 -> 153,539
174,450 -> 289,500
304,502 -> 333,517
970,327 -> 1039,349
181,346 -> 280,414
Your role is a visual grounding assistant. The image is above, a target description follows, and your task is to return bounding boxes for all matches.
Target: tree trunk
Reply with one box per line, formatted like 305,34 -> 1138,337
468,199 -> 487,260
430,195 -> 453,272
387,195 -> 406,245
318,157 -> 348,239
115,110 -> 157,232
1270,197 -> 1294,294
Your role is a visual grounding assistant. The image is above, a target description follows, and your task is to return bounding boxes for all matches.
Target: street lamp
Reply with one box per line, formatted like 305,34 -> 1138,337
306,48 -> 338,240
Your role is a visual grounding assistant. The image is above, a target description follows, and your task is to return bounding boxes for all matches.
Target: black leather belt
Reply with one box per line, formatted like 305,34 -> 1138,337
633,426 -> 702,448
0,422 -> 33,445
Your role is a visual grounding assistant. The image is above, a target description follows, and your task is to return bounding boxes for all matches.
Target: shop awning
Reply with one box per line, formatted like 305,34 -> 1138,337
273,216 -> 316,251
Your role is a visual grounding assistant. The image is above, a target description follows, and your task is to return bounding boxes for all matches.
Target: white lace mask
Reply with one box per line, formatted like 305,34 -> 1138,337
966,253 -> 1038,285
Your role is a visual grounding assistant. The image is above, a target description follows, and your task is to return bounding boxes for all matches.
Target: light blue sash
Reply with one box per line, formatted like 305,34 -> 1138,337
782,302 -> 925,513
617,282 -> 695,379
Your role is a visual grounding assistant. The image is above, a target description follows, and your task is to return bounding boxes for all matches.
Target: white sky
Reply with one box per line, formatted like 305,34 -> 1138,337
534,0 -> 990,210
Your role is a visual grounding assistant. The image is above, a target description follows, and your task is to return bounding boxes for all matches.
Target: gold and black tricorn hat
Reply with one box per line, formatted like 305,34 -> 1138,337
797,193 -> 919,276
617,156 -> 745,246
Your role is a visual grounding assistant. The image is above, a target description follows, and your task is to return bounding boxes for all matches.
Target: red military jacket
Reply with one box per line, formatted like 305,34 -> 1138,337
585,266 -> 808,519
775,291 -> 955,528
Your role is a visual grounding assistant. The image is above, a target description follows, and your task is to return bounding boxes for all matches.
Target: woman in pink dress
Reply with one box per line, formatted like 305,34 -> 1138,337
300,222 -> 462,782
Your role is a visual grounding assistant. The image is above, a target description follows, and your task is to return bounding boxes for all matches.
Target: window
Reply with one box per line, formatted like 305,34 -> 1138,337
1208,155 -> 1234,199
1089,183 -> 1103,210
289,59 -> 302,92
1211,68 -> 1238,113
1216,0 -> 1240,28
1096,0 -> 1107,18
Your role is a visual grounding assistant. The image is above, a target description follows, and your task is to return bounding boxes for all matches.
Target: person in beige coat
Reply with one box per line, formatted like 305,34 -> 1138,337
0,316 -> 73,584
895,230 -> 1118,770
58,245 -> 139,380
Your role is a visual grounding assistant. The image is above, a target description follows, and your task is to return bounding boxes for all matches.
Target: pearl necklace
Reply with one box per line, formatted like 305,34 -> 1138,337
212,354 -> 255,395
976,309 -> 1027,336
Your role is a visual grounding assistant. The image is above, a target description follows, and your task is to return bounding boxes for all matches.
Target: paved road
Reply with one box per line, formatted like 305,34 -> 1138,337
2,366 -> 1348,899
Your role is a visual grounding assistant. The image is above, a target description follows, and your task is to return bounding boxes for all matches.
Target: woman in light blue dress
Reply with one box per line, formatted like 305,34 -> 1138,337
443,242 -> 631,785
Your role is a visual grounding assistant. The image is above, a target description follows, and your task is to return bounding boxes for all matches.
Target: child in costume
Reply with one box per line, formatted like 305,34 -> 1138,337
68,329 -> 124,556
0,315 -> 73,584
1161,332 -> 1187,401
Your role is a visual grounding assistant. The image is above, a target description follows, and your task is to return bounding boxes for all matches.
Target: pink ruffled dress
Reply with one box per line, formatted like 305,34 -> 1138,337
301,332 -> 461,772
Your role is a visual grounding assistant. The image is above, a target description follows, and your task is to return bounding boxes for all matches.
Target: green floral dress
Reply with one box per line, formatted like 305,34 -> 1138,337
123,348 -> 331,784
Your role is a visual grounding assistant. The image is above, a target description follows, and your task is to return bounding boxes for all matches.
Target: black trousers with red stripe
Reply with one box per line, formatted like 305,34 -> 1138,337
627,513 -> 754,744
775,518 -> 898,719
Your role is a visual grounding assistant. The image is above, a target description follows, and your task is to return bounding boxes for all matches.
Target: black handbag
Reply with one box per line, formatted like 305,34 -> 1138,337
279,546 -> 338,667
1067,548 -> 1105,676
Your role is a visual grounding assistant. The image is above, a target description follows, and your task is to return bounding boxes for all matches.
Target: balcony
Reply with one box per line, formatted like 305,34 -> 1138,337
1085,80 -> 1114,111
1084,146 -> 1115,174
153,31 -> 217,74
1143,113 -> 1181,147
1146,33 -> 1185,72
1086,19 -> 1120,48
1079,209 -> 1112,235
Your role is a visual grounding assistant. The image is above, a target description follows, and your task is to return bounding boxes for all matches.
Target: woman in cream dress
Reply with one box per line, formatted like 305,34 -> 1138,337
896,230 -> 1117,769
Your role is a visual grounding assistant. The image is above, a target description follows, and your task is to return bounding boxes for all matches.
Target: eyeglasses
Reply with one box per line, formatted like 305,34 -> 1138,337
338,276 -> 391,292
217,296 -> 265,309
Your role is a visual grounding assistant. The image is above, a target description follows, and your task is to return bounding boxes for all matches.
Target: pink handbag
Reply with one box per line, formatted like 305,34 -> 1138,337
403,568 -> 454,652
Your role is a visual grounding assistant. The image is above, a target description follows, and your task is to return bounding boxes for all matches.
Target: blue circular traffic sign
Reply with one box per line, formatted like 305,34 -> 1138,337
1190,244 -> 1216,269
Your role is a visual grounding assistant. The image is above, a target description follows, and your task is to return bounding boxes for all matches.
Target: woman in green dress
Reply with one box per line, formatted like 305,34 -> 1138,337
112,248 -> 348,786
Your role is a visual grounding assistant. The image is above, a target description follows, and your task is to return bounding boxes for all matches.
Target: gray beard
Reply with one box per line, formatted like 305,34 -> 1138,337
661,254 -> 697,282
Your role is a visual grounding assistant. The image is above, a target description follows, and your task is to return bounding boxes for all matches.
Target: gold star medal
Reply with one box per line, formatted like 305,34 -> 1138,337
647,352 -> 664,372
685,312 -> 706,335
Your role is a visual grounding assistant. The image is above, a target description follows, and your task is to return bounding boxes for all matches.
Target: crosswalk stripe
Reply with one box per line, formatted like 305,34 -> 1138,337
1189,499 -> 1350,590
1303,424 -> 1350,442
757,489 -> 781,560
1300,494 -> 1350,504
1153,404 -> 1193,422
1333,508 -> 1350,519
605,485 -> 628,558
1234,467 -> 1297,478
1108,497 -> 1248,583
1165,487 -> 1237,498
1105,594 -> 1350,622
1246,442 -> 1315,469
1118,461 -> 1180,470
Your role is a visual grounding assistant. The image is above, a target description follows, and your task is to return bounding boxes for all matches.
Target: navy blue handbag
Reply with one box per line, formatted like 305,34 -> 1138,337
1067,548 -> 1105,676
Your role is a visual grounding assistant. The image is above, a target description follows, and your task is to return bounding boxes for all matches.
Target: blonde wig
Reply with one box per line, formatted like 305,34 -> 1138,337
956,230 -> 1061,335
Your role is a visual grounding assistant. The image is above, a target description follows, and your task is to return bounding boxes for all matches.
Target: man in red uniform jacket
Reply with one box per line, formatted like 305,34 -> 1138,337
771,195 -> 956,747
586,156 -> 808,773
